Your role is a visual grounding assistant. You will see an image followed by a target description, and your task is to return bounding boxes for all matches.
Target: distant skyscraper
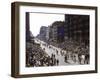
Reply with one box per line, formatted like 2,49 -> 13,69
46,26 -> 50,40
37,26 -> 48,41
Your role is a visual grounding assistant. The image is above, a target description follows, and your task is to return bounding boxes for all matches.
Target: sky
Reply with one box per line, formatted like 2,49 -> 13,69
29,13 -> 64,36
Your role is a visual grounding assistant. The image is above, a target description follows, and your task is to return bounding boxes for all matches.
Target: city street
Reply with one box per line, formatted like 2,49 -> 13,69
34,38 -> 79,66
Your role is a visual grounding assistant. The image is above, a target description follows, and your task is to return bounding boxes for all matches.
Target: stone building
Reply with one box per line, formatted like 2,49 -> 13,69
37,26 -> 48,41
49,21 -> 65,43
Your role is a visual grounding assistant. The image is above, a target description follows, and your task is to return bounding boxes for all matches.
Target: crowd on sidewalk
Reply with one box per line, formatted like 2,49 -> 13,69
26,38 -> 90,67
47,39 -> 90,64
26,42 -> 59,67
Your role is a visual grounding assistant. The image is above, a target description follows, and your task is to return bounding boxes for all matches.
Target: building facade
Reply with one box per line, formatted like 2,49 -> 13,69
65,14 -> 89,45
26,12 -> 31,41
49,21 -> 65,43
37,26 -> 48,41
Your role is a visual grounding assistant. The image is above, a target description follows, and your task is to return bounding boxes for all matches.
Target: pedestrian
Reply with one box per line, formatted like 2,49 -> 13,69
81,54 -> 85,64
85,54 -> 89,64
56,59 -> 59,65
56,49 -> 58,55
78,54 -> 81,64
